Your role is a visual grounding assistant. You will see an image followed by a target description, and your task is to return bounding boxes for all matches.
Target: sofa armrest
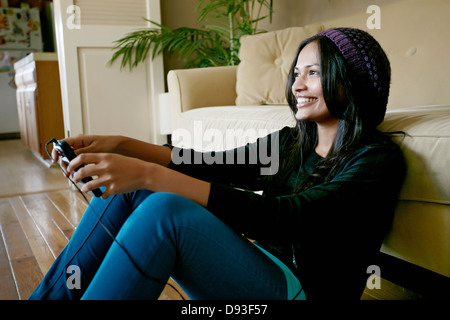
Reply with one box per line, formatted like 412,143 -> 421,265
167,66 -> 238,117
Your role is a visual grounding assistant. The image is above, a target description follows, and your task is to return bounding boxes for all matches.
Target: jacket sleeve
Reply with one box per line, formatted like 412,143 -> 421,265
167,127 -> 292,191
205,145 -> 406,244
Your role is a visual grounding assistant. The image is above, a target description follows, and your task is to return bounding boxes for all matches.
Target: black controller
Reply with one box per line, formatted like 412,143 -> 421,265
53,140 -> 103,197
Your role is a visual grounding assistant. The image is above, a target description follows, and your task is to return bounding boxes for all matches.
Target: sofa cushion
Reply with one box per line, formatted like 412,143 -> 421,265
172,105 -> 295,151
236,26 -> 323,106
378,106 -> 450,276
379,105 -> 450,205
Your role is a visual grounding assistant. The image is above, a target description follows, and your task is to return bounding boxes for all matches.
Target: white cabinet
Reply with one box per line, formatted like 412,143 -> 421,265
53,0 -> 166,144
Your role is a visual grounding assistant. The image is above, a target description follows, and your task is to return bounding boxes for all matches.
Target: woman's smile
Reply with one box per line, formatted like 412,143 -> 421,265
296,96 -> 319,108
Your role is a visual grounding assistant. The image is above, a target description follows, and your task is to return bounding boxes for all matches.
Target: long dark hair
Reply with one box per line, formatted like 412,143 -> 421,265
269,35 -> 391,193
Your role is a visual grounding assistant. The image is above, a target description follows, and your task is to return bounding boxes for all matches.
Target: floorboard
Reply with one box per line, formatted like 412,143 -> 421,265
0,140 -> 69,199
9,197 -> 55,275
20,194 -> 70,259
0,199 -> 43,299
0,226 -> 19,300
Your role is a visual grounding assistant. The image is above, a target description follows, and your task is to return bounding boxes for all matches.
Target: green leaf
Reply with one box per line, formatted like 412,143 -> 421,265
109,0 -> 273,69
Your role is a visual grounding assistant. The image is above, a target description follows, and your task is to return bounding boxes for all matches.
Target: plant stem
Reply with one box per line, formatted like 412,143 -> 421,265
228,11 -> 236,65
250,0 -> 255,26
254,1 -> 264,33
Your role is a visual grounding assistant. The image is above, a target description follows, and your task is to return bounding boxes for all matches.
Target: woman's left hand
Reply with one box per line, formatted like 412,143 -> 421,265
67,153 -> 154,199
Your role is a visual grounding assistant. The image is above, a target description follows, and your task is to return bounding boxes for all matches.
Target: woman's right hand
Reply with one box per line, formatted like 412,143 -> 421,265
51,134 -> 172,168
51,134 -> 125,163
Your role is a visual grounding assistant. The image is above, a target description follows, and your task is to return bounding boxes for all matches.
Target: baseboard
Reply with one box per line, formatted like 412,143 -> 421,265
0,132 -> 20,140
378,252 -> 450,300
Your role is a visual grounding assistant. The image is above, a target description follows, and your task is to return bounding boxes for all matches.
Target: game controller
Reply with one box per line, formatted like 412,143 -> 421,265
53,140 -> 103,197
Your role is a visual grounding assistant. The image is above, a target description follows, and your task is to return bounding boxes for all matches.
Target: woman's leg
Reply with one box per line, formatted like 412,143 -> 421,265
81,192 -> 290,300
28,190 -> 154,300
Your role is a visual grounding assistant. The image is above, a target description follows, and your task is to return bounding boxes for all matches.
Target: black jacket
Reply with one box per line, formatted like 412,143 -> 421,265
168,126 -> 406,299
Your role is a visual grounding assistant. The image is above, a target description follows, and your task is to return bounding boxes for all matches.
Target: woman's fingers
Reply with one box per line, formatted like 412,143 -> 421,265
67,153 -> 101,174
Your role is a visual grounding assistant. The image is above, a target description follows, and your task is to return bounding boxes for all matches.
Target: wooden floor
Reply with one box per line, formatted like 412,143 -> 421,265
0,139 -> 422,300
0,139 -> 186,300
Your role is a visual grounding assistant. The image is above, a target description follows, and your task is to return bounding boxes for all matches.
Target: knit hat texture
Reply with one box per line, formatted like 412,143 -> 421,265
316,28 -> 391,126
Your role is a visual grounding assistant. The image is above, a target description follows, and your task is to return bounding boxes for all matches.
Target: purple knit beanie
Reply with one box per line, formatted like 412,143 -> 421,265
316,28 -> 391,127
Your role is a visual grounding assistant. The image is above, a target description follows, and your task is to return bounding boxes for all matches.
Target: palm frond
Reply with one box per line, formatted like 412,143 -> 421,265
110,1 -> 274,69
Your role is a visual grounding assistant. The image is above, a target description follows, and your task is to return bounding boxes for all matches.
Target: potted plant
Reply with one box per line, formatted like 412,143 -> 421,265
110,0 -> 273,70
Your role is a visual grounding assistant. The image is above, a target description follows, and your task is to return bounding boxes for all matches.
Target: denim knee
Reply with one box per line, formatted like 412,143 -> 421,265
117,192 -> 196,245
144,192 -> 194,212
138,192 -> 201,225
118,192 -> 215,257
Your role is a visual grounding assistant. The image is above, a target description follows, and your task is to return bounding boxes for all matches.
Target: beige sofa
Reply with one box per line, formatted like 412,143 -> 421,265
167,0 -> 450,279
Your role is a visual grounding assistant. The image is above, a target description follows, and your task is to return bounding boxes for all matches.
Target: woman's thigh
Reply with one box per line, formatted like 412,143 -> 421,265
29,190 -> 154,299
82,192 -> 289,300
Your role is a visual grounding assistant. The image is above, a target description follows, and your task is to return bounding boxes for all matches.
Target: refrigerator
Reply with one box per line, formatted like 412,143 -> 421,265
0,7 -> 43,135
0,7 -> 43,52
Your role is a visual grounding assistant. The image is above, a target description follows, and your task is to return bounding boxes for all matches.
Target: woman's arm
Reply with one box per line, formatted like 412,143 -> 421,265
164,127 -> 291,191
58,134 -> 172,167
145,163 -> 211,206
59,134 -> 210,205
66,127 -> 288,206
114,136 -> 172,167
67,152 -> 210,206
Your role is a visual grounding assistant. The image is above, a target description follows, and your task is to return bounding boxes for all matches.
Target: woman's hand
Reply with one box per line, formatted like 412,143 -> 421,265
67,153 -> 153,199
51,134 -> 172,167
65,134 -> 124,156
67,152 -> 211,206
51,134 -> 124,163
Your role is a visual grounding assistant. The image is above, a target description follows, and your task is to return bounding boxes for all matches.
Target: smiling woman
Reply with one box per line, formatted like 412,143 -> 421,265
291,42 -> 339,157
29,28 -> 405,301
281,27 -> 392,191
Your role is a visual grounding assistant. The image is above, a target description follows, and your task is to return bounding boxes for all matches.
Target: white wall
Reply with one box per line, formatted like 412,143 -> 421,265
160,0 -> 403,73
0,71 -> 19,134
260,0 -> 401,30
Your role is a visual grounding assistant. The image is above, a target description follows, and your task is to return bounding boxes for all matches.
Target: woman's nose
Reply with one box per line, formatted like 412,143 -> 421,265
292,75 -> 307,93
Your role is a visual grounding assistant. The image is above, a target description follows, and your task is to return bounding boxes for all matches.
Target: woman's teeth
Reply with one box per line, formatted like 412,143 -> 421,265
297,97 -> 317,104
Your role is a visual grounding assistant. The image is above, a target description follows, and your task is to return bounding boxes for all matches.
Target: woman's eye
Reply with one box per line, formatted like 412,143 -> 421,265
309,70 -> 320,76
294,72 -> 300,78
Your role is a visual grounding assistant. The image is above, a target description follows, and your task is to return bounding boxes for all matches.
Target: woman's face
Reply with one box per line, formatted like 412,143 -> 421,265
292,41 -> 338,125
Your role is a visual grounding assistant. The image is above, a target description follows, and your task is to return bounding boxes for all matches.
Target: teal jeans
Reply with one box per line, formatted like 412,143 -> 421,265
29,190 -> 304,300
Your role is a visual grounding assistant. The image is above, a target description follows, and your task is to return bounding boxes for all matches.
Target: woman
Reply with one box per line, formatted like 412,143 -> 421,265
30,28 -> 405,300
